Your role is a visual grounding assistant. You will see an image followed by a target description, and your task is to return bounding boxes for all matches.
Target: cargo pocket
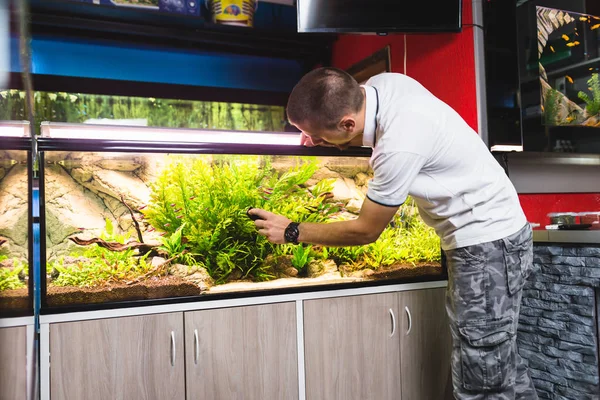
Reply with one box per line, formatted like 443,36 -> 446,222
501,228 -> 533,296
458,317 -> 516,391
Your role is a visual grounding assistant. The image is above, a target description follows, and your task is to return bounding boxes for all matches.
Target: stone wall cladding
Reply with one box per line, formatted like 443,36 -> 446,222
519,244 -> 600,400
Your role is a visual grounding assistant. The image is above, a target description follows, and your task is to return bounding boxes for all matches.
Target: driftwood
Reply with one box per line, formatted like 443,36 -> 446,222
0,237 -> 6,247
68,237 -> 159,255
121,194 -> 144,244
125,255 -> 178,285
68,195 -> 154,253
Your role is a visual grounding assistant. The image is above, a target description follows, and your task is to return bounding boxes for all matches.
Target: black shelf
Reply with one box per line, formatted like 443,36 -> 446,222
0,137 -> 33,151
25,0 -> 335,65
8,73 -> 292,105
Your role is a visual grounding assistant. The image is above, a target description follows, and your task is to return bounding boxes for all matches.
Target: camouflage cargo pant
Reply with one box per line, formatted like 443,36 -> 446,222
444,224 -> 539,400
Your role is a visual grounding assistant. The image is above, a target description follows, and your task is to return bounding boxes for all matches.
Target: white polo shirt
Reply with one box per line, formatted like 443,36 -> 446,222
363,73 -> 527,250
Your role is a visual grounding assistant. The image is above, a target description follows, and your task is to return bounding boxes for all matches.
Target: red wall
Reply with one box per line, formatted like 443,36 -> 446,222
330,0 -> 600,224
331,0 -> 477,131
519,194 -> 600,227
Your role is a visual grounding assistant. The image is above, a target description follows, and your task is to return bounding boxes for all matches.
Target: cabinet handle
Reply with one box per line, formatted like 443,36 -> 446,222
389,308 -> 396,337
170,331 -> 176,367
405,306 -> 412,336
194,329 -> 199,365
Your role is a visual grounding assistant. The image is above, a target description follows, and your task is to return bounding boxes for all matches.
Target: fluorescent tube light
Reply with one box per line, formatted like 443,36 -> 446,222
490,145 -> 523,152
40,122 -> 302,146
0,121 -> 30,138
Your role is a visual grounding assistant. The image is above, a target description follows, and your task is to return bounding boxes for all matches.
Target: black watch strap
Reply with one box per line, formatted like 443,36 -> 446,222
284,222 -> 300,244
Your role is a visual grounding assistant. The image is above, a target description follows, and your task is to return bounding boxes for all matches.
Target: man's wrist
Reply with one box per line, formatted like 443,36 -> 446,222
284,222 -> 300,244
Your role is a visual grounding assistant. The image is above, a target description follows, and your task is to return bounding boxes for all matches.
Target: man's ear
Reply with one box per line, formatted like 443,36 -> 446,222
339,116 -> 356,132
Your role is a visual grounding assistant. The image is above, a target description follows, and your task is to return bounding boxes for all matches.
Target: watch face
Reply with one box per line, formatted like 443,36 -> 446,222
285,223 -> 299,244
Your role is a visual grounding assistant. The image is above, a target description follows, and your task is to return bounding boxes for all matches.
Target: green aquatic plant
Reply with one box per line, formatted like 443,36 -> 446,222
578,73 -> 600,117
326,245 -> 364,268
322,198 -> 440,270
363,229 -> 398,269
81,219 -> 136,265
543,87 -> 561,125
142,156 -> 441,284
291,245 -> 314,273
51,219 -> 154,287
392,220 -> 440,264
158,223 -> 196,266
143,156 -> 336,284
51,252 -> 154,288
0,256 -> 27,291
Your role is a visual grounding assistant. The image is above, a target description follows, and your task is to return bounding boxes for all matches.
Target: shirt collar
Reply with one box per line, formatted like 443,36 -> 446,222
361,85 -> 378,148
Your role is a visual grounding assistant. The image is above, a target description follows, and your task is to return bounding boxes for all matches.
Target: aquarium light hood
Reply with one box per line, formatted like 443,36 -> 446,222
40,122 -> 301,146
37,122 -> 374,157
0,121 -> 30,138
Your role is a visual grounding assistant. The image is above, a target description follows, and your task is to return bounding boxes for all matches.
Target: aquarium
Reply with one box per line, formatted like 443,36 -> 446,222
0,89 -> 286,132
39,123 -> 443,310
537,7 -> 600,128
513,1 -> 600,153
0,121 -> 32,316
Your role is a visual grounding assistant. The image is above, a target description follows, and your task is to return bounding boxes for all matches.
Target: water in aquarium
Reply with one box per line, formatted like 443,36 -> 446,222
0,149 -> 29,311
0,89 -> 287,132
538,6 -> 600,127
43,152 -> 442,307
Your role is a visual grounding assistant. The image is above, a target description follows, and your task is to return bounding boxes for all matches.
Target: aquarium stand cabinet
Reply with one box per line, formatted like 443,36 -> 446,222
0,317 -> 36,400
38,281 -> 452,400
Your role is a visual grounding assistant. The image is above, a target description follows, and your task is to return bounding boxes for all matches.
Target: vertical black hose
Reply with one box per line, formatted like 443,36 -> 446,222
16,0 -> 37,171
15,2 -> 40,400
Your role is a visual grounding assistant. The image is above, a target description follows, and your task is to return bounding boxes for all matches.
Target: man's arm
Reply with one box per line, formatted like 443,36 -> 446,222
249,197 -> 399,246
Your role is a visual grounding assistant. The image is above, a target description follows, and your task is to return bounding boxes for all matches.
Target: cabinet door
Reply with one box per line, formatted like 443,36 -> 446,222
399,287 -> 453,400
0,326 -> 27,400
304,293 -> 401,400
185,302 -> 298,400
50,313 -> 185,400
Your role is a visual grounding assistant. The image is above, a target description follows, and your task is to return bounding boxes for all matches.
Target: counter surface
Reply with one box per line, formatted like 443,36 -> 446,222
533,229 -> 600,244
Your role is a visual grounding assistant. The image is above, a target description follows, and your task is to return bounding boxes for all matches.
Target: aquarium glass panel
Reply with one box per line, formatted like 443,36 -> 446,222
538,7 -> 600,128
43,152 -> 442,308
0,148 -> 29,313
0,90 -> 286,132
515,1 -> 600,153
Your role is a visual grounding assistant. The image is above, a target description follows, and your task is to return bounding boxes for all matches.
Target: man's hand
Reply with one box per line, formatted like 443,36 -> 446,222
248,208 -> 291,244
248,198 -> 399,247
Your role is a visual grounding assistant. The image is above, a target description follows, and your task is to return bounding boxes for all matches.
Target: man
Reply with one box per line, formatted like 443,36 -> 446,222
248,67 -> 538,399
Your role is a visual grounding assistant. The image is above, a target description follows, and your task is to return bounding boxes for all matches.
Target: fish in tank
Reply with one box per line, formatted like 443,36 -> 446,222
41,141 -> 442,308
537,6 -> 600,127
0,146 -> 29,311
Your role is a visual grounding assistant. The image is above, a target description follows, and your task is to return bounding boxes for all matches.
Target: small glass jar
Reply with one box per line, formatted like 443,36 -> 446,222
547,212 -> 578,225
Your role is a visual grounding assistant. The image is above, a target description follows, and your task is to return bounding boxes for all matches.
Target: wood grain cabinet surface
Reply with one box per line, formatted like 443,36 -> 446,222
50,313 -> 185,400
304,293 -> 402,400
184,302 -> 298,400
0,326 -> 27,400
304,288 -> 452,400
46,287 -> 451,400
399,287 -> 453,400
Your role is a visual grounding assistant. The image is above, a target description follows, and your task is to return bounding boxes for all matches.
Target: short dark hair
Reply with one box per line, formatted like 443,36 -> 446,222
286,67 -> 364,130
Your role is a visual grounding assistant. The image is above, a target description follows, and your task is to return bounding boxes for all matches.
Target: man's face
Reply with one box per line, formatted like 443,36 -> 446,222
292,121 -> 354,150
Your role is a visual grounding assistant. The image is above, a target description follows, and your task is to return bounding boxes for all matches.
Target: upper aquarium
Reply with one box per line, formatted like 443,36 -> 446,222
0,121 -> 32,316
537,7 -> 600,128
39,123 -> 443,311
515,0 -> 600,153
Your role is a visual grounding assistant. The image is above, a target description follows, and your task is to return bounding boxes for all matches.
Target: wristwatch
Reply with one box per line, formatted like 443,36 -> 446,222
284,222 -> 300,244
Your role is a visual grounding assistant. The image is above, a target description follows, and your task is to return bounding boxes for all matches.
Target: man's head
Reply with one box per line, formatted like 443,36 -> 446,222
286,67 -> 366,149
